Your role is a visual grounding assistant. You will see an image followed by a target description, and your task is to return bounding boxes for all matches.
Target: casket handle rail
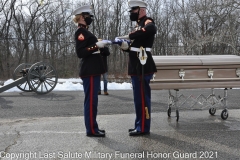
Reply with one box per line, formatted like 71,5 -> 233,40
236,68 -> 240,78
208,69 -> 214,80
179,69 -> 185,81
151,68 -> 240,83
152,73 -> 156,81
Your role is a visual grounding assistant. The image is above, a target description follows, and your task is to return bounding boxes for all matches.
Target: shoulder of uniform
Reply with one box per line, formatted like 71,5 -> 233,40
76,27 -> 87,34
144,17 -> 154,25
76,29 -> 88,41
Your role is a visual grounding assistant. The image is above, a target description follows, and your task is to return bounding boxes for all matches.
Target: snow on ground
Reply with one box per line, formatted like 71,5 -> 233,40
2,78 -> 132,92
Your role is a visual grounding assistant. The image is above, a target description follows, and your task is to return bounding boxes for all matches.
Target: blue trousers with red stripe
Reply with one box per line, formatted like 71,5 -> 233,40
82,75 -> 100,134
131,74 -> 153,133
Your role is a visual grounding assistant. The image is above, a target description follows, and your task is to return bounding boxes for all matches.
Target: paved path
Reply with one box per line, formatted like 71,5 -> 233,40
1,90 -> 240,160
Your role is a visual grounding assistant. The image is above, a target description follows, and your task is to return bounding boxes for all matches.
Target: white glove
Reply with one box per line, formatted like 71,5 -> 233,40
120,41 -> 129,50
96,41 -> 107,48
116,35 -> 130,40
92,51 -> 100,54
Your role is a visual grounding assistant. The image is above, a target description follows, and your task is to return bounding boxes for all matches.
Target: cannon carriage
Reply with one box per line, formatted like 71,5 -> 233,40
0,62 -> 58,94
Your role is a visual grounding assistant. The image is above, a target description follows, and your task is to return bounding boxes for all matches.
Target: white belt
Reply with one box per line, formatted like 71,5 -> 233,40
130,47 -> 151,52
92,51 -> 100,54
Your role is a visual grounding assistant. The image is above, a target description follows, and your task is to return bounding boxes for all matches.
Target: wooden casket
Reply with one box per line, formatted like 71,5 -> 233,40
150,55 -> 240,90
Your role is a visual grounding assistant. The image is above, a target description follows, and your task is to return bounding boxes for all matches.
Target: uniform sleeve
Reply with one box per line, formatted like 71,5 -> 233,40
75,31 -> 99,58
129,21 -> 157,40
100,47 -> 110,56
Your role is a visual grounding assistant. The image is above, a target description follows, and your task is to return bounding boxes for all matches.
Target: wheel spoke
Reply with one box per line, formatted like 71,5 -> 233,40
30,79 -> 40,89
35,82 -> 42,90
45,80 -> 53,88
23,82 -> 28,90
29,80 -> 34,89
41,83 -> 43,92
42,66 -> 49,75
44,70 -> 54,77
43,81 -> 49,92
32,79 -> 39,84
29,72 -> 40,78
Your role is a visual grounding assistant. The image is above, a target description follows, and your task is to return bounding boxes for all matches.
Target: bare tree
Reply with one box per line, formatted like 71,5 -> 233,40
0,0 -> 240,80
0,0 -> 17,78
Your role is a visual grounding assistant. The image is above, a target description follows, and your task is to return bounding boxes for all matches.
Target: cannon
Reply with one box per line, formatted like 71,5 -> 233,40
0,62 -> 58,94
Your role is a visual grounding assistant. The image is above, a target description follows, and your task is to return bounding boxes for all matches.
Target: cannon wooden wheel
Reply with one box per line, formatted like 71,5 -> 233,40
13,63 -> 33,92
27,62 -> 58,94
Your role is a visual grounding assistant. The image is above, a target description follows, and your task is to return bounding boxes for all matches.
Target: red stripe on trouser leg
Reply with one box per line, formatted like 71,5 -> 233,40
90,76 -> 95,134
140,79 -> 145,132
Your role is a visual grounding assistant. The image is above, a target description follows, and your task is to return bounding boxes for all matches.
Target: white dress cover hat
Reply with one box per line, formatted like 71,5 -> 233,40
128,0 -> 147,8
72,5 -> 93,15
128,0 -> 147,12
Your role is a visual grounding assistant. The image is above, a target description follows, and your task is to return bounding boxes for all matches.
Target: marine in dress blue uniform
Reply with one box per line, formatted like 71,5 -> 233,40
73,5 -> 109,137
119,0 -> 157,136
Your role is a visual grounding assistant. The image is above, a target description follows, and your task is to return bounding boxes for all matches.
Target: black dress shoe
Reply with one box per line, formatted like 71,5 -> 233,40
87,131 -> 105,137
99,129 -> 105,133
128,128 -> 135,132
129,129 -> 150,136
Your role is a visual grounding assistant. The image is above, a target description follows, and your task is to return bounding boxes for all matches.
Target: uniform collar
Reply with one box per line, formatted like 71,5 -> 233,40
137,15 -> 147,24
78,23 -> 88,29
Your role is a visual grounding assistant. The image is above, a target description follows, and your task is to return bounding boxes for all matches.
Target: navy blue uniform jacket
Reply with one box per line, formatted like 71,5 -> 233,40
75,27 -> 110,77
125,16 -> 157,76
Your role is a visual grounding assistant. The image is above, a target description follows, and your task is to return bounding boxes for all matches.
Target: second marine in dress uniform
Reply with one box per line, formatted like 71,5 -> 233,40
119,0 -> 157,136
73,5 -> 109,137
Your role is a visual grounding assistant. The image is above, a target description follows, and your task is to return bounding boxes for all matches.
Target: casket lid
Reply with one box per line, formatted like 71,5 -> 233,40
153,55 -> 240,66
